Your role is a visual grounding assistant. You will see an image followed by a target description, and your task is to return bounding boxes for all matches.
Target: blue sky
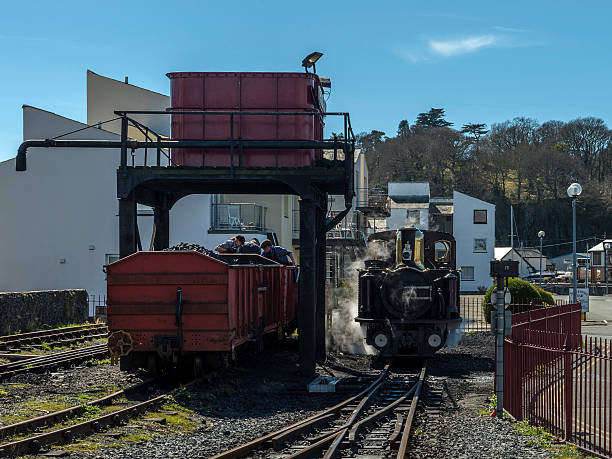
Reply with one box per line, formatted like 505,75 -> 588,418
1,0 -> 611,161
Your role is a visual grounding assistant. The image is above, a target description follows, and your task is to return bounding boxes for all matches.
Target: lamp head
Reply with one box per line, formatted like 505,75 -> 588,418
605,242 -> 611,250
567,182 -> 582,198
538,230 -> 545,239
302,52 -> 323,72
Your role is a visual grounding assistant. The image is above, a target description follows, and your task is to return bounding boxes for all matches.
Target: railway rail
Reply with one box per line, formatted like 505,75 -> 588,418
0,323 -> 107,351
212,360 -> 427,458
0,377 -> 194,457
0,343 -> 108,380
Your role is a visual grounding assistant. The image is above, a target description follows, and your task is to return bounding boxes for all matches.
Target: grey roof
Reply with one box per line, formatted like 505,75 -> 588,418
388,182 -> 430,201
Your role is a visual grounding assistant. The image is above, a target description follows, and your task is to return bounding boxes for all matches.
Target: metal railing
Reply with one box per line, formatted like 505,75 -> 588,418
115,110 -> 355,169
210,203 -> 267,232
87,294 -> 107,320
502,307 -> 612,458
327,221 -> 367,244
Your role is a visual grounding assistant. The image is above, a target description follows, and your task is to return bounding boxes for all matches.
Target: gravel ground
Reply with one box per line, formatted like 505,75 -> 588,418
64,345 -> 366,459
0,351 -> 146,426
408,333 -> 553,458
12,334 -> 570,458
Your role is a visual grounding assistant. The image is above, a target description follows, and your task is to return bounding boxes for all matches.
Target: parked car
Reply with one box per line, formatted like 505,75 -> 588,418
554,271 -> 573,282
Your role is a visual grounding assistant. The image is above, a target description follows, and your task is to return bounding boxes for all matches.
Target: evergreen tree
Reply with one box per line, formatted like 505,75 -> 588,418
415,108 -> 453,127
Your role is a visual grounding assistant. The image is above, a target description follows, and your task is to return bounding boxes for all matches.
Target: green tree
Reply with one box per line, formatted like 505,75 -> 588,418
461,123 -> 488,140
415,108 -> 453,127
397,120 -> 411,137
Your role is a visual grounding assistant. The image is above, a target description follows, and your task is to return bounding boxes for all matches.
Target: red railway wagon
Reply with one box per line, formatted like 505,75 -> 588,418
106,251 -> 297,374
167,72 -> 325,167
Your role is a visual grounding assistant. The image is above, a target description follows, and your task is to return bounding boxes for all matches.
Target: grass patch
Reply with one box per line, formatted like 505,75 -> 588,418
86,357 -> 111,366
24,399 -> 72,413
514,420 -> 555,448
56,440 -> 103,453
41,342 -> 51,351
121,433 -> 153,444
151,397 -> 198,433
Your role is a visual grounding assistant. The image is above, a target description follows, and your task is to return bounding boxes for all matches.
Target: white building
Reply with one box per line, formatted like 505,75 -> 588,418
387,182 -> 430,230
588,239 -> 612,282
0,71 -> 253,310
452,191 -> 496,291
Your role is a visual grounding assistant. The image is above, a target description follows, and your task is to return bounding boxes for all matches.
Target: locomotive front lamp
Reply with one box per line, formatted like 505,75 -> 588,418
302,51 -> 323,73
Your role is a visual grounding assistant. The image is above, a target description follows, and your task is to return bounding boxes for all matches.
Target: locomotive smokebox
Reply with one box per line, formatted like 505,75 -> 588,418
380,267 -> 433,319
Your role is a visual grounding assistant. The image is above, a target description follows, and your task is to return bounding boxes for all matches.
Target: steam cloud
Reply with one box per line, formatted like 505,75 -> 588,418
326,240 -> 395,355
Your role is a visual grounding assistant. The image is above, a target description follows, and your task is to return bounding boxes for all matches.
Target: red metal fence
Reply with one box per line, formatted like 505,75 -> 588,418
503,304 -> 612,457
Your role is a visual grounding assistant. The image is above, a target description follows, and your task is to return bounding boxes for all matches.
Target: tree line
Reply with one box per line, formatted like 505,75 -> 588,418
358,109 -> 612,254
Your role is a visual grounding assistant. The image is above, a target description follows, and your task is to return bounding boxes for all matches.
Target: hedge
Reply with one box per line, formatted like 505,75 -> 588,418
482,278 -> 554,323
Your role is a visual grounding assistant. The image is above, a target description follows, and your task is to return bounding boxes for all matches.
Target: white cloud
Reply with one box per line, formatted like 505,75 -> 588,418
428,35 -> 498,57
394,48 -> 427,64
492,26 -> 527,33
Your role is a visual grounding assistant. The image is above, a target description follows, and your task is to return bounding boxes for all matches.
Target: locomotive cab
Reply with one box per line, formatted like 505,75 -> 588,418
355,228 -> 461,357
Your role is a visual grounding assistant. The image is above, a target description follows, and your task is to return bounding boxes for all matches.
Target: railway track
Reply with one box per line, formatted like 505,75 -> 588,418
0,378 -> 193,457
0,323 -> 107,351
0,343 -> 109,380
213,360 -> 427,458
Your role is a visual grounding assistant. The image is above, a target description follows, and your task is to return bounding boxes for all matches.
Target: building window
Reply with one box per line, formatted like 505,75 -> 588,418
105,254 -> 120,265
593,252 -> 602,265
473,209 -> 487,224
473,238 -> 487,253
461,266 -> 475,281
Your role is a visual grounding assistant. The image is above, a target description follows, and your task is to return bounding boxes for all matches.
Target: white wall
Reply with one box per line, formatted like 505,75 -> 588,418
0,81 -> 211,306
387,206 -> 429,230
453,191 -> 495,291
87,71 -> 170,139
0,107 -> 121,299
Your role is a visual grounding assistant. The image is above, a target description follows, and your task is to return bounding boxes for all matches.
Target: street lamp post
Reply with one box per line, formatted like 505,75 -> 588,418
567,183 -> 582,305
538,231 -> 545,287
605,242 -> 611,295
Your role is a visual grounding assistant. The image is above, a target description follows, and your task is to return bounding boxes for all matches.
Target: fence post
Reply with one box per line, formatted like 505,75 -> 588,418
563,333 -> 573,442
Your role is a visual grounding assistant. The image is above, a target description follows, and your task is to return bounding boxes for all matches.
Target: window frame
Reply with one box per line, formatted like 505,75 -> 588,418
473,238 -> 487,253
105,254 -> 120,265
461,266 -> 475,281
473,209 -> 487,224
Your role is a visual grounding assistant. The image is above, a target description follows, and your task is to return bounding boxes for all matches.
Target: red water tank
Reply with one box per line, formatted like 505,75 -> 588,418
167,72 -> 325,167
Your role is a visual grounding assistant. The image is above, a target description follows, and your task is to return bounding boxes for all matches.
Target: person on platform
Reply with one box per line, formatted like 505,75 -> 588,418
239,238 -> 261,254
215,235 -> 245,253
260,239 -> 296,265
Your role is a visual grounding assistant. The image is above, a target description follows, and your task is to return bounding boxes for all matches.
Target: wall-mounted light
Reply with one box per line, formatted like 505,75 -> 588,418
89,245 -> 95,251
59,258 -> 66,264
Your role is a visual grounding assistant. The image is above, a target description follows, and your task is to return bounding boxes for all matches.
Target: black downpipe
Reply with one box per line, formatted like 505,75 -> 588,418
175,287 -> 183,351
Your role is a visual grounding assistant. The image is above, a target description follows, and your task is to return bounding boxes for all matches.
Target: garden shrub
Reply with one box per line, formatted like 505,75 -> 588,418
483,278 -> 546,323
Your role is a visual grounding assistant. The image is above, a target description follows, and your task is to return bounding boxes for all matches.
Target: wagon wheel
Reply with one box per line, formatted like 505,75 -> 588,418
107,331 -> 133,365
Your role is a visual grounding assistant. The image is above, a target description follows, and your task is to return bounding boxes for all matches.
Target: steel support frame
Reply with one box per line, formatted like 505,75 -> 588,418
15,113 -> 356,378
315,193 -> 328,363
299,196 -> 317,375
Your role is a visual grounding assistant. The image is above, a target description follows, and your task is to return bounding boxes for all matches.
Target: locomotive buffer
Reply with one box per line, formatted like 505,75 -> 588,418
490,260 -> 519,419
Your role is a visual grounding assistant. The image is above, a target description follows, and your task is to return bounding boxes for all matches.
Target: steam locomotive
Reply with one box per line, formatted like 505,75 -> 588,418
355,228 -> 462,357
